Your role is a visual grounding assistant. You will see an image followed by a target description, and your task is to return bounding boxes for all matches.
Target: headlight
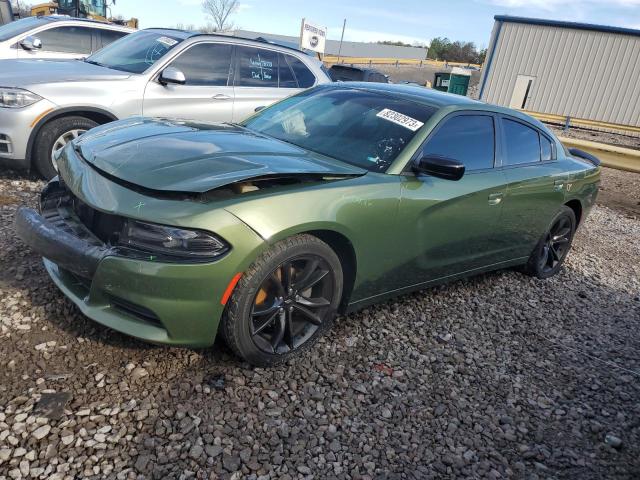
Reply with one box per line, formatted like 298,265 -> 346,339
118,220 -> 229,261
0,88 -> 42,108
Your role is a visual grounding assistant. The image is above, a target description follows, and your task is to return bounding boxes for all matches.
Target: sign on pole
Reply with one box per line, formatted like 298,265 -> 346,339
299,18 -> 327,54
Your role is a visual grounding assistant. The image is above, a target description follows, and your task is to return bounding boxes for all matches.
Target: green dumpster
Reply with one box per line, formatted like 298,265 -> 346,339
433,67 -> 471,96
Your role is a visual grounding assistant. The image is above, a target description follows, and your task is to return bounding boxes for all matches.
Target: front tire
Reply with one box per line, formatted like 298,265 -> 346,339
222,234 -> 343,367
523,206 -> 576,279
33,116 -> 98,180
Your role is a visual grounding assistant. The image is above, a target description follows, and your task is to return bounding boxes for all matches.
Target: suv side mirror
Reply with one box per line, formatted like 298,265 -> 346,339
159,67 -> 186,86
20,36 -> 42,51
414,155 -> 465,181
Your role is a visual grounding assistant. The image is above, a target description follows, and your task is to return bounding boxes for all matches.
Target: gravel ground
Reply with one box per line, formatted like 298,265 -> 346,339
547,126 -> 640,151
1,169 -> 639,480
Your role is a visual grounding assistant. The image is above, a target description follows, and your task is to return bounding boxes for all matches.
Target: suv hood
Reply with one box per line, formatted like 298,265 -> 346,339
72,118 -> 366,193
0,59 -> 130,87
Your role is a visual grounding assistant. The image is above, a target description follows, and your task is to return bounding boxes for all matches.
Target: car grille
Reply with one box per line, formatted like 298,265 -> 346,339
0,134 -> 11,154
42,182 -> 165,329
40,186 -> 105,250
42,180 -> 125,246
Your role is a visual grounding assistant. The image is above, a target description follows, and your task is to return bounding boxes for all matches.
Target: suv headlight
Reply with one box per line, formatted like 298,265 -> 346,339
0,88 -> 42,108
118,220 -> 230,261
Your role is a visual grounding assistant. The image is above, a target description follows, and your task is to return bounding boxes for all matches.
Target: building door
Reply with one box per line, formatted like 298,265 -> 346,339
509,75 -> 535,109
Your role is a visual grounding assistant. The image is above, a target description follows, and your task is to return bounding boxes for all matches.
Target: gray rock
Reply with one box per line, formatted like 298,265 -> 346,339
605,433 -> 622,448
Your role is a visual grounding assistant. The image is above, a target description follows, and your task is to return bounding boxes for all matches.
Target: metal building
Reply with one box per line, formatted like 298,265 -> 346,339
479,16 -> 640,128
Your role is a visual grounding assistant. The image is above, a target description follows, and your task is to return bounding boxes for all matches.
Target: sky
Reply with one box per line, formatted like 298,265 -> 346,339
111,0 -> 640,48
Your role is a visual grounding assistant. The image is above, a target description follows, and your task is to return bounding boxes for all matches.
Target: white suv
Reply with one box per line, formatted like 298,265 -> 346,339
0,16 -> 132,60
0,28 -> 331,178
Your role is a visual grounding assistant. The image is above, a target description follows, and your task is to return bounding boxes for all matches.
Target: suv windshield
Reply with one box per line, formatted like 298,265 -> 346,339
85,31 -> 184,74
243,86 -> 435,172
0,17 -> 51,42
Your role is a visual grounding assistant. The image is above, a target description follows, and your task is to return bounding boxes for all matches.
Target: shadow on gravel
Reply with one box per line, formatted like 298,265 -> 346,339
112,265 -> 640,480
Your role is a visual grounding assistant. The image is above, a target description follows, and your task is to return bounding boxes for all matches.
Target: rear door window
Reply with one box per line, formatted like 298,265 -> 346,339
236,46 -> 279,87
286,55 -> 316,87
502,118 -> 541,165
98,29 -> 128,50
278,53 -> 298,88
540,134 -> 553,161
423,115 -> 495,171
168,43 -> 232,86
37,26 -> 93,54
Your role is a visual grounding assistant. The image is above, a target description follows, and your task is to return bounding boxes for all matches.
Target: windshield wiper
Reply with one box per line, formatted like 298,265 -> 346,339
84,59 -> 105,67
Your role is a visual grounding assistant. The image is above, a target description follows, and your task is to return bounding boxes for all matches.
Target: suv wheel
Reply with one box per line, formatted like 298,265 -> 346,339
33,116 -> 98,180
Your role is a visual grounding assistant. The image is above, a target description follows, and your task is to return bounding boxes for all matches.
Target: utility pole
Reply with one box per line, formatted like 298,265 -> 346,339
337,18 -> 346,63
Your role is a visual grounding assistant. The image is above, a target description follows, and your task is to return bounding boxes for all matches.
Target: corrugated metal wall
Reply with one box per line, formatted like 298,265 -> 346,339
480,21 -> 640,127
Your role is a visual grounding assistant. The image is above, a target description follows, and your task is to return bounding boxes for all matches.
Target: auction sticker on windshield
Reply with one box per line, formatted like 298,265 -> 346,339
156,36 -> 178,47
376,109 -> 424,131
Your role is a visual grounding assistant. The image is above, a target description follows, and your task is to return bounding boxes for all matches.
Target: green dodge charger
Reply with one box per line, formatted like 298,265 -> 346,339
15,83 -> 601,366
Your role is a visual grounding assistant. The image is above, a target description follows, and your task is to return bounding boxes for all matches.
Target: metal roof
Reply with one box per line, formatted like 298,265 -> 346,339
494,15 -> 640,38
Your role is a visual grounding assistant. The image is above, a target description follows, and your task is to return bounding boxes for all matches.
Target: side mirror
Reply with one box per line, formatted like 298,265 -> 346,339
20,36 -> 42,51
159,67 -> 186,86
414,155 -> 465,181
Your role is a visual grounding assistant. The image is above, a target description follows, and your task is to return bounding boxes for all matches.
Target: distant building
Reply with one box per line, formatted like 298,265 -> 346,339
233,29 -> 428,60
479,16 -> 640,128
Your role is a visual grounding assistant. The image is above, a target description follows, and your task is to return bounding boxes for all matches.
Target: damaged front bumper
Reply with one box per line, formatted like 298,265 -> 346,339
13,176 -> 266,348
15,206 -> 112,278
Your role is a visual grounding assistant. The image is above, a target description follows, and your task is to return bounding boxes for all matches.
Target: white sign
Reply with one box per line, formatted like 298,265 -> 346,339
376,109 -> 424,131
300,18 -> 327,54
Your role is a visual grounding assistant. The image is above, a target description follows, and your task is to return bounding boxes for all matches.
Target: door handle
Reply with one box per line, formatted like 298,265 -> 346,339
212,94 -> 231,101
488,193 -> 504,206
554,180 -> 565,192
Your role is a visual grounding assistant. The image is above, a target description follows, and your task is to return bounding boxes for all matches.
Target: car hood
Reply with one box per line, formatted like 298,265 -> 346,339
72,117 -> 366,193
0,59 -> 130,87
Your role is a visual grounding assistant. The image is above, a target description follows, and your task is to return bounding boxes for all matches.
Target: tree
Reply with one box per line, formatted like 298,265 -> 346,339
377,40 -> 413,47
201,0 -> 239,32
427,37 -> 451,61
427,36 -> 484,64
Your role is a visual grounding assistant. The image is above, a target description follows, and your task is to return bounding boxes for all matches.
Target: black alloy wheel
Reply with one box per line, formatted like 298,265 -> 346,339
538,215 -> 572,274
523,205 -> 576,279
251,255 -> 335,354
222,234 -> 343,367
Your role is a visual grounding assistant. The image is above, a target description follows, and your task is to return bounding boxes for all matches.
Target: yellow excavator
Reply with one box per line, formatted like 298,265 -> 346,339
31,0 -> 138,28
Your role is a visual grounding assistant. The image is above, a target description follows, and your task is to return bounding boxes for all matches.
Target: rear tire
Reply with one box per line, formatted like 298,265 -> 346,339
523,206 -> 576,279
222,234 -> 343,367
33,116 -> 98,180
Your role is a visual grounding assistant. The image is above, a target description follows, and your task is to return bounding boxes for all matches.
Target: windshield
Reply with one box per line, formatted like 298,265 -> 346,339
0,17 -> 51,42
86,31 -> 183,74
243,87 -> 435,172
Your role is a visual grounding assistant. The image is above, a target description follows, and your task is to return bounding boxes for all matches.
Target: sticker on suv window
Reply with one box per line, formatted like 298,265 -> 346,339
156,36 -> 178,47
376,109 -> 424,131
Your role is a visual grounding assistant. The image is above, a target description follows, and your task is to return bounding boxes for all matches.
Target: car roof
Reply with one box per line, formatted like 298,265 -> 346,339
324,82 -> 480,108
317,82 -> 550,130
39,15 -> 133,30
142,28 -> 310,55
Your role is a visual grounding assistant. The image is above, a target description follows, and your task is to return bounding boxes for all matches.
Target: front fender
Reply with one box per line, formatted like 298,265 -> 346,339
225,175 -> 402,302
